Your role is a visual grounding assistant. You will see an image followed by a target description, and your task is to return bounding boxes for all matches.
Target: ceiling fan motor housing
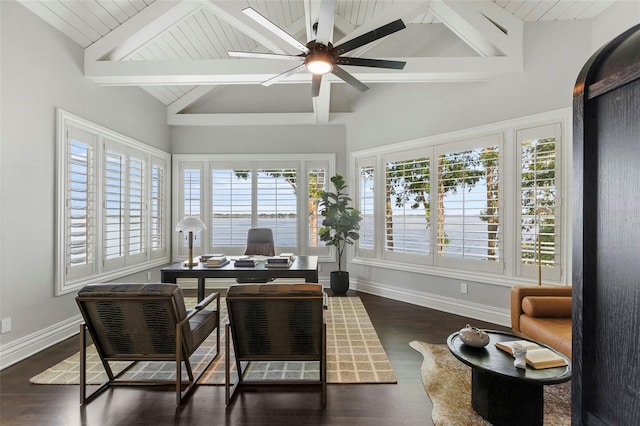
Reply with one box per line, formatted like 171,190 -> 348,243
305,41 -> 335,74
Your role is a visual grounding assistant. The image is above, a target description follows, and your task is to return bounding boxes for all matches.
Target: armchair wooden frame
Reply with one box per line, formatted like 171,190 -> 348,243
224,284 -> 327,407
76,284 -> 220,406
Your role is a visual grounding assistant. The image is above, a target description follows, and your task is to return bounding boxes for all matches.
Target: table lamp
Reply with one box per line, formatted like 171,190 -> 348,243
175,217 -> 207,267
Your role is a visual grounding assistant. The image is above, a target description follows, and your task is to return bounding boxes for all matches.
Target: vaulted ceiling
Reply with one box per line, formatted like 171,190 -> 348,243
19,0 -> 614,125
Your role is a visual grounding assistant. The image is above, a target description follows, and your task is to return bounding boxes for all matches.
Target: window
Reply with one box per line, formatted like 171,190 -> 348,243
56,110 -> 170,295
351,110 -> 568,286
257,168 -> 297,248
517,124 -> 562,282
357,161 -> 375,254
173,154 -> 335,260
435,136 -> 502,273
384,154 -> 431,260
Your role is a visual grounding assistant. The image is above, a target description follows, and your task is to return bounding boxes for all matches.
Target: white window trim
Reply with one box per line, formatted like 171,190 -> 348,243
172,154 -> 336,262
350,108 -> 571,288
56,109 -> 171,296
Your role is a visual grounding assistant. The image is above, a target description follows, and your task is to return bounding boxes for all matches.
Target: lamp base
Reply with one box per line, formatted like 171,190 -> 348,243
183,260 -> 198,267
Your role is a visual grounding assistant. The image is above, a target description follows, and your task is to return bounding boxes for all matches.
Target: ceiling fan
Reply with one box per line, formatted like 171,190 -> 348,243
228,0 -> 407,97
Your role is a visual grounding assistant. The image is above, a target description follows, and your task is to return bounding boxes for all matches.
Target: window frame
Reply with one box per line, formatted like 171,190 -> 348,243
56,109 -> 171,296
350,109 -> 571,287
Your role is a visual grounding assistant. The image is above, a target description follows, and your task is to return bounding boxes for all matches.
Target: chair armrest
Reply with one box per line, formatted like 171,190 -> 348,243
195,292 -> 220,311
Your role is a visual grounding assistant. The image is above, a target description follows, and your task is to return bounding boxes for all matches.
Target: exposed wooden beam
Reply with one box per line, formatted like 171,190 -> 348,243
85,56 -> 521,86
85,0 -> 203,62
167,112 -> 352,126
430,0 -> 523,59
167,85 -> 217,115
313,80 -> 331,124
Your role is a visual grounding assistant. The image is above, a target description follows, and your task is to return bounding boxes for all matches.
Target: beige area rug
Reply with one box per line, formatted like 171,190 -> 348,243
409,341 -> 571,426
30,297 -> 396,385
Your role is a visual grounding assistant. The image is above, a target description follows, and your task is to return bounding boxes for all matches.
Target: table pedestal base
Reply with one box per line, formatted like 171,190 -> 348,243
472,369 -> 543,426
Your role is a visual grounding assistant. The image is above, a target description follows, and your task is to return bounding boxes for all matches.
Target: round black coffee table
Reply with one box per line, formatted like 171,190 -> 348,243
447,330 -> 571,426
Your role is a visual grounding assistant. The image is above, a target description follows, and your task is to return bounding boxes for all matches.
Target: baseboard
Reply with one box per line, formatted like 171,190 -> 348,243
350,279 -> 511,327
0,314 -> 83,370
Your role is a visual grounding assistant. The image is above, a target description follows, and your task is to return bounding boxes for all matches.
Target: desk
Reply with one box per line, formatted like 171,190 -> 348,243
161,255 -> 319,301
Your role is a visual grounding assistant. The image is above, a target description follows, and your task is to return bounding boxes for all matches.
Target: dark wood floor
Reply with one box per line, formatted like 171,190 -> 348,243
0,290 -> 508,426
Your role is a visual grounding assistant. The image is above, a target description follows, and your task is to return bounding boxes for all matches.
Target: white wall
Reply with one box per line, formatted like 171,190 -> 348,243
0,0 -> 170,368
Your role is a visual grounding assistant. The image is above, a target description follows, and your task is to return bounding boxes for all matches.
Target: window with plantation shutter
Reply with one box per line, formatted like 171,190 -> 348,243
211,168 -> 252,247
518,123 -> 562,281
351,112 -> 567,286
104,147 -> 126,267
56,110 -> 170,296
436,137 -> 502,273
257,168 -> 297,249
358,164 -> 375,253
66,129 -> 97,280
173,155 -> 334,261
128,153 -> 146,260
307,164 -> 329,256
150,158 -> 167,258
384,153 -> 431,262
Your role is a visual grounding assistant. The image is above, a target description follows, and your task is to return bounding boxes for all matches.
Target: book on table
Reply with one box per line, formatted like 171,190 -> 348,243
234,258 -> 256,267
495,340 -> 567,369
204,255 -> 228,268
267,256 -> 292,267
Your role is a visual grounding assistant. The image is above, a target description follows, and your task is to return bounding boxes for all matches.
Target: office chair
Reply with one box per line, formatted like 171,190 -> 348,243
237,228 -> 275,283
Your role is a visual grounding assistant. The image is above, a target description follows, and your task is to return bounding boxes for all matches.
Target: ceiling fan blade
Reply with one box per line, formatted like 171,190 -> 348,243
242,7 -> 309,54
261,63 -> 307,87
333,19 -> 406,56
311,74 -> 323,97
229,51 -> 305,61
332,65 -> 369,92
315,0 -> 336,45
336,57 -> 406,69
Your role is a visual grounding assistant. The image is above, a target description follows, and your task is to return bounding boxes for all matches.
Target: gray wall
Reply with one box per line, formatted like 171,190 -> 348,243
0,0 -> 170,367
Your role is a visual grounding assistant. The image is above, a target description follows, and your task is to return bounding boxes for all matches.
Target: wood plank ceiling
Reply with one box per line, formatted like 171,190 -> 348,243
18,0 -> 615,125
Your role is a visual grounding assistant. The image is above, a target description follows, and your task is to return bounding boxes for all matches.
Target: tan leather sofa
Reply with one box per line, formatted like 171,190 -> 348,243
510,285 -> 572,359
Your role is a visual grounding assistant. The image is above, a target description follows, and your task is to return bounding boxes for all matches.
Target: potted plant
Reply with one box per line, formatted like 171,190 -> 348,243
319,174 -> 362,295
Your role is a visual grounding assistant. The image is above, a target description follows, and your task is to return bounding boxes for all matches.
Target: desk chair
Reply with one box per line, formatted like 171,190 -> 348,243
224,283 -> 327,407
76,283 -> 220,406
237,228 -> 275,283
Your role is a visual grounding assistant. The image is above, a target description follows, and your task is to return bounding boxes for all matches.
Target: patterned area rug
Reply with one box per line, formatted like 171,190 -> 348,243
30,297 -> 396,385
409,341 -> 571,426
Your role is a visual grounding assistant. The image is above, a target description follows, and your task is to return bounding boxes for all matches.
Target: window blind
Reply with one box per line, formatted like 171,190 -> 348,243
211,169 -> 252,246
256,169 -> 297,248
359,165 -> 375,250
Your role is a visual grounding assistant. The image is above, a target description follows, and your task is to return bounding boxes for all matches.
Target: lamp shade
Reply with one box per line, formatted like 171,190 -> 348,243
175,217 -> 207,233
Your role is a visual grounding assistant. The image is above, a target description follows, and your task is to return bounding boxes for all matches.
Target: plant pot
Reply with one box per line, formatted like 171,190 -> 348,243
330,271 -> 350,295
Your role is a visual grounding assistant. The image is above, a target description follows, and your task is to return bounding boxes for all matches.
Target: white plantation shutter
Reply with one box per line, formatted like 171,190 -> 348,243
307,163 -> 330,257
104,145 -> 126,269
66,128 -> 97,280
128,150 -> 146,263
518,124 -> 562,281
358,164 -> 375,252
435,136 -> 502,273
150,158 -> 167,258
211,168 -> 252,247
384,152 -> 431,263
180,166 -> 203,256
257,168 -> 298,249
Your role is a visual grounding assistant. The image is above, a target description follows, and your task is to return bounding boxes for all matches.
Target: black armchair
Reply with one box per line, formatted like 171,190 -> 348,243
75,283 -> 220,406
224,283 -> 327,406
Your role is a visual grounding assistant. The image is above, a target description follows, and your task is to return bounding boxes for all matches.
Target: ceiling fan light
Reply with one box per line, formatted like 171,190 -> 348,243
306,59 -> 333,75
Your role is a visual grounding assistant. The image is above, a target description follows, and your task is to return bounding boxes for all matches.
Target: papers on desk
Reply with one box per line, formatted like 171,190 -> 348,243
266,256 -> 292,268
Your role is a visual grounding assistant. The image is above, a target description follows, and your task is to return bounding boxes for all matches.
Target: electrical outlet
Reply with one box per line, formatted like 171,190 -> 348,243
1,317 -> 11,334
460,283 -> 468,294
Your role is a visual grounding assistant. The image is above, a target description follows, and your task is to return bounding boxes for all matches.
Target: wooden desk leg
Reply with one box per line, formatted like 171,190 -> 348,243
197,277 -> 205,302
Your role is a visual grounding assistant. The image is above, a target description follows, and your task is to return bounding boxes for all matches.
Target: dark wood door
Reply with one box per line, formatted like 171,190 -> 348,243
573,24 -> 640,425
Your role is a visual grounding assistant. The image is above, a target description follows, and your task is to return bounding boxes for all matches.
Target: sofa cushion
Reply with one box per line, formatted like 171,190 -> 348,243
522,296 -> 572,318
519,316 -> 572,359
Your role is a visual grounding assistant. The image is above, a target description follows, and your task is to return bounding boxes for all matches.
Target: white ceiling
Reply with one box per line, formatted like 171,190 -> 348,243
19,0 -> 615,125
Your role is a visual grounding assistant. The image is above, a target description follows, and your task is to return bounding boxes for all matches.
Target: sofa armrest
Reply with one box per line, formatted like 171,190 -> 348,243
510,285 -> 572,332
